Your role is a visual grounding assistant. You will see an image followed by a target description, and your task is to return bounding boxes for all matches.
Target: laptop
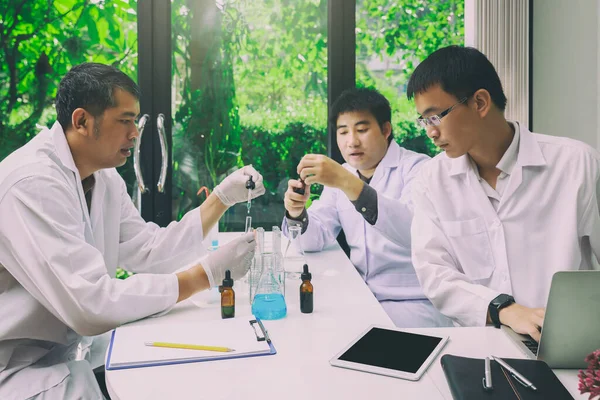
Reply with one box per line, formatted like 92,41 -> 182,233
502,270 -> 600,369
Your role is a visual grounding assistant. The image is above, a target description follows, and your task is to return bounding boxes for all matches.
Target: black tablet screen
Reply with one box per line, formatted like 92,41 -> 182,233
338,327 -> 443,373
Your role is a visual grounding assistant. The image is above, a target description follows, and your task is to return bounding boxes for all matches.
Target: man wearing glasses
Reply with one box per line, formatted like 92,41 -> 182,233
407,45 -> 600,341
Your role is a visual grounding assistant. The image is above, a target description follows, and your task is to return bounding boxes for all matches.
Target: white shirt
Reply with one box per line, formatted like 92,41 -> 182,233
0,122 -> 206,399
411,121 -> 600,327
284,142 -> 453,327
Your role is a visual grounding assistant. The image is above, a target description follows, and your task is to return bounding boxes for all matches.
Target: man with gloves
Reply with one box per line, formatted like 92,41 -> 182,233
0,63 -> 264,399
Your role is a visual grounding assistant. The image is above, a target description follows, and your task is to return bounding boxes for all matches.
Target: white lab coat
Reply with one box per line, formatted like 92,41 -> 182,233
284,141 -> 453,327
411,122 -> 600,327
0,122 -> 207,399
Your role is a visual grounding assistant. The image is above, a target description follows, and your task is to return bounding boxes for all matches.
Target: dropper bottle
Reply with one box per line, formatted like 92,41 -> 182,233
220,270 -> 235,319
300,264 -> 313,313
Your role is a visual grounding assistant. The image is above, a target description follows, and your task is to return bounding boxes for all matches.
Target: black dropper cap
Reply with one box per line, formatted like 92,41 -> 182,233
222,270 -> 233,287
245,176 -> 255,190
301,264 -> 311,281
292,178 -> 305,195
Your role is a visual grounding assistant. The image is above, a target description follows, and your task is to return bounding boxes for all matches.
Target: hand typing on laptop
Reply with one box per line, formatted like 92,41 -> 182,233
498,304 -> 545,342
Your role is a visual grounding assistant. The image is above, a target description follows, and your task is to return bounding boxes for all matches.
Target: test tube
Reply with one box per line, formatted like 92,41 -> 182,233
247,189 -> 252,213
245,215 -> 252,233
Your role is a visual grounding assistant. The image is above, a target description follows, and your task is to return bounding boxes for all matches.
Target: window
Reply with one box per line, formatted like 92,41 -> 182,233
171,0 -> 328,231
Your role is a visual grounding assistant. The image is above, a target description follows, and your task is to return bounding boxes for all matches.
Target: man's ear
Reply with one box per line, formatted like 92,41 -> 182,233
71,108 -> 91,136
472,89 -> 492,118
382,121 -> 392,140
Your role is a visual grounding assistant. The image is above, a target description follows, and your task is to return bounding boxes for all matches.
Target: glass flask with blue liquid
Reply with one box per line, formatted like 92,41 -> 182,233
251,228 -> 287,320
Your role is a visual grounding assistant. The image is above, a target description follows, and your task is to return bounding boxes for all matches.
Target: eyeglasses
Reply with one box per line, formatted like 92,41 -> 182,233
416,97 -> 468,128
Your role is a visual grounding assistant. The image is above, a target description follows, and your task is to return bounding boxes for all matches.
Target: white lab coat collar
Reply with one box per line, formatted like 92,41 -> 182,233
378,140 -> 402,169
448,121 -> 546,177
495,121 -> 520,175
50,121 -> 100,234
343,140 -> 402,173
50,121 -> 80,177
514,121 -> 546,167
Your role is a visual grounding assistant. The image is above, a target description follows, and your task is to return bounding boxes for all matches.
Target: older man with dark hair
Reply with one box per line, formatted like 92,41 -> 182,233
0,63 -> 265,399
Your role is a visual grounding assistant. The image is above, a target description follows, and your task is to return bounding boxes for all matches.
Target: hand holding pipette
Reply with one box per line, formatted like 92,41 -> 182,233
213,165 -> 265,207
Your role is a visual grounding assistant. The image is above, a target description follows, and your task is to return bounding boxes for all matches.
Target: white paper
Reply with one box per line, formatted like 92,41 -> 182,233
108,318 -> 271,368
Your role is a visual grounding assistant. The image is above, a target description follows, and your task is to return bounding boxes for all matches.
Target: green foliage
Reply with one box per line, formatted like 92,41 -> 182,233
172,0 -> 243,192
170,0 -> 329,222
0,0 -> 139,190
356,0 -> 465,81
232,0 -> 328,131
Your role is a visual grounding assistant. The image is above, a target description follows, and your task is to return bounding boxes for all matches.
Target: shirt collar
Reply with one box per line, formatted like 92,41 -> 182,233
514,121 -> 546,167
50,121 -> 80,177
377,140 -> 402,168
344,140 -> 402,175
356,170 -> 372,184
496,121 -> 520,175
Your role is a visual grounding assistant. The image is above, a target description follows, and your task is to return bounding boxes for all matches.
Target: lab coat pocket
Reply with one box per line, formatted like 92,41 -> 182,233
441,217 -> 495,281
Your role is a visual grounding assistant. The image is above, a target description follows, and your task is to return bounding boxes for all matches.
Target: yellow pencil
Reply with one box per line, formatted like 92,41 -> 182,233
144,342 -> 235,352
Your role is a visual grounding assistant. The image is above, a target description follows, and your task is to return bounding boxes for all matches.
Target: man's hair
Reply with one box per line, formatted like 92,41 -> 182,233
330,87 -> 393,144
56,63 -> 140,131
407,45 -> 507,111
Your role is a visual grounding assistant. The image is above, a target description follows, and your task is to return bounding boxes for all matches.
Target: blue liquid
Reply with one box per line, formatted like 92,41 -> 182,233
252,293 -> 287,320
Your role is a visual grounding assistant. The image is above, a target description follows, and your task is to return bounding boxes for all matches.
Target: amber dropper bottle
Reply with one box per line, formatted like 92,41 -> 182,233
300,264 -> 313,313
221,270 -> 235,319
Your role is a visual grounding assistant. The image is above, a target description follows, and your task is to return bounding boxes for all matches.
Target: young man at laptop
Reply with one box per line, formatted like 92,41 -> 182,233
407,45 -> 600,341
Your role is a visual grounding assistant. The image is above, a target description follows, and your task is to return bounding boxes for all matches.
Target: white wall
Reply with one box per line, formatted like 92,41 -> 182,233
532,0 -> 600,150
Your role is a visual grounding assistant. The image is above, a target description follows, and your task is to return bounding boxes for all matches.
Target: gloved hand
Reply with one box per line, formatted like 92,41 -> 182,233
213,165 -> 266,206
201,231 -> 256,287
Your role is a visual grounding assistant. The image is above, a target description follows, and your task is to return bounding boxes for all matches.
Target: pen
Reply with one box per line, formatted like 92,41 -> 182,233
145,342 -> 235,352
483,357 -> 493,391
491,355 -> 537,391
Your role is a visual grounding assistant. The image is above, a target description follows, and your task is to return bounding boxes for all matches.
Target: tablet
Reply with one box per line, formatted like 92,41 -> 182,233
329,325 -> 449,381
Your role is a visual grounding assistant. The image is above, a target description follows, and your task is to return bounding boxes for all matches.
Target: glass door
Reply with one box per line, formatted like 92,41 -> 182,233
168,0 -> 328,231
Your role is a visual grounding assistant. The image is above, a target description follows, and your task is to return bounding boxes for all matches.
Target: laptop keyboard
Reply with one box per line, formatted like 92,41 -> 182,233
522,338 -> 539,356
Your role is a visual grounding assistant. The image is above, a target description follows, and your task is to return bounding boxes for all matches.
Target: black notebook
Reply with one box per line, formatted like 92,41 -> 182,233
440,354 -> 573,400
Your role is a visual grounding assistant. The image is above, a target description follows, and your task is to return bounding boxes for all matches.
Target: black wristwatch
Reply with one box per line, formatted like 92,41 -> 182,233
488,294 -> 515,328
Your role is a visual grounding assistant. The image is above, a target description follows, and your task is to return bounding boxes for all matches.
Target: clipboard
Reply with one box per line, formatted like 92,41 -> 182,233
106,318 -> 276,371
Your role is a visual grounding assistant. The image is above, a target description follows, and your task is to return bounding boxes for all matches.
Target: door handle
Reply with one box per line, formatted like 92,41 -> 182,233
133,114 -> 150,193
156,113 -> 168,193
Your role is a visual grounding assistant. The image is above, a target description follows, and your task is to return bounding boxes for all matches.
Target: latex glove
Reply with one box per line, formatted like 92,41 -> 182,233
213,165 -> 266,206
202,231 -> 256,287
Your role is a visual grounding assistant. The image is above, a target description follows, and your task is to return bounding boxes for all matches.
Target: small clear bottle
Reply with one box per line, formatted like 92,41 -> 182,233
220,270 -> 235,319
300,264 -> 313,313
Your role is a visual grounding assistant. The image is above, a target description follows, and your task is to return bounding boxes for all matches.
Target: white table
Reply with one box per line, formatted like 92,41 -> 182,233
106,233 -> 583,399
